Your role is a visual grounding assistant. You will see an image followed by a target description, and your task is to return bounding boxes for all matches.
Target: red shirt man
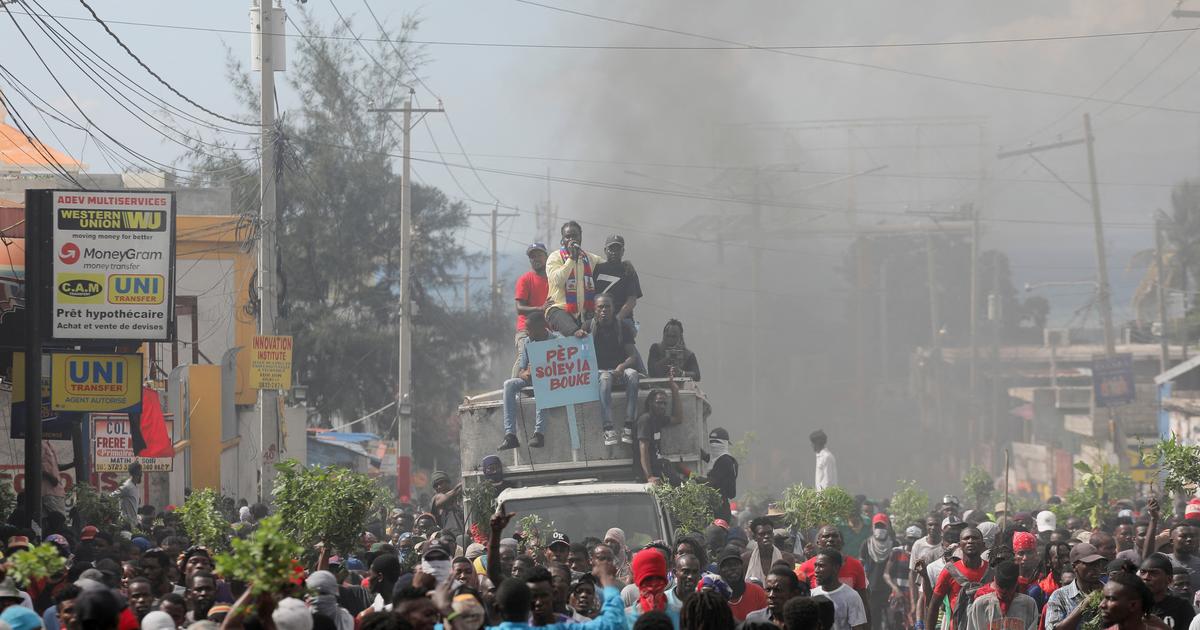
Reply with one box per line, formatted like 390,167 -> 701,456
928,526 -> 989,630
796,555 -> 869,590
514,243 -> 549,332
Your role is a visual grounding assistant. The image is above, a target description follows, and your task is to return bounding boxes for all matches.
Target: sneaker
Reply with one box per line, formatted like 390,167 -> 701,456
604,430 -> 618,446
497,434 -> 519,450
621,424 -> 634,444
530,432 -> 545,448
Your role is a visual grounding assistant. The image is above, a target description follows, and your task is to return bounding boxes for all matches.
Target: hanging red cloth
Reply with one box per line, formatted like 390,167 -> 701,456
131,388 -> 173,457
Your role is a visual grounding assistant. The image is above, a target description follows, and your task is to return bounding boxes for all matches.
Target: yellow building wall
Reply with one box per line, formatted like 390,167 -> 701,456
188,364 -> 223,490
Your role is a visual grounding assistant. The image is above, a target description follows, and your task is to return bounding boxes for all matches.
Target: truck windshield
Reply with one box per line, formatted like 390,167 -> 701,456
501,492 -> 663,549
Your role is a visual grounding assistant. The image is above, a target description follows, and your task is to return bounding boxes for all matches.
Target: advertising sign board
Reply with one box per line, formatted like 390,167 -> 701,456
50,353 -> 142,412
91,414 -> 173,472
248,335 -> 293,390
50,191 -> 175,340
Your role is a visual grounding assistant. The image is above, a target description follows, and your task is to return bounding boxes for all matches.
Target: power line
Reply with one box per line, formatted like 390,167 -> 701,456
73,0 -> 258,128
11,8 -> 1200,51
509,0 -> 1200,115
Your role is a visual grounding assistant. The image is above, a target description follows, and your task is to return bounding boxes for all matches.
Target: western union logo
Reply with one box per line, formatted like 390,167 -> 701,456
108,274 -> 164,304
58,209 -> 166,232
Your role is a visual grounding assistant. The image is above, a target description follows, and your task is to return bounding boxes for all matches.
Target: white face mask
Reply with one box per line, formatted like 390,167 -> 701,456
421,560 -> 452,585
872,529 -> 889,541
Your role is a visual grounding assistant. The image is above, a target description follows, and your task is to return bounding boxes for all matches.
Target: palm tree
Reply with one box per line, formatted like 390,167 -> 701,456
1131,179 -> 1200,324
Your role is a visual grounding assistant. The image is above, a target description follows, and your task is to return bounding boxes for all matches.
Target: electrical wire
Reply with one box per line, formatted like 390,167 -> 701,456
509,0 -> 1200,115
10,8 -> 1200,52
73,0 -> 259,128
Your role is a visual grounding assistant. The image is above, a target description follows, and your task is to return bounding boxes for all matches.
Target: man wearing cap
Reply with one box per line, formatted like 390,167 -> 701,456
592,234 -> 642,324
1036,511 -> 1057,545
861,513 -> 896,627
1044,542 -> 1107,630
429,471 -> 464,536
718,547 -> 768,622
546,532 -> 571,566
498,310 -> 559,451
705,427 -> 738,521
811,430 -> 837,491
513,241 -> 551,378
545,220 -> 602,335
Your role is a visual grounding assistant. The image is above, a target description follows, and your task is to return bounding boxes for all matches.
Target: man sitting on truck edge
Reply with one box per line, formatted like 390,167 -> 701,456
499,309 -> 559,450
590,292 -> 642,446
544,220 -> 601,337
512,242 -> 550,378
634,369 -> 683,485
647,318 -> 701,381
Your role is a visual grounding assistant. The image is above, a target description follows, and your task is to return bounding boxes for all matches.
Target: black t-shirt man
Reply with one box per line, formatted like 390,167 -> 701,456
593,260 -> 642,315
1151,594 -> 1194,629
592,318 -> 636,370
633,375 -> 683,484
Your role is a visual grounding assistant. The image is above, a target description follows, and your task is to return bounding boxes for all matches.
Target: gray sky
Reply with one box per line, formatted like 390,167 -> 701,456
5,0 -> 1200,322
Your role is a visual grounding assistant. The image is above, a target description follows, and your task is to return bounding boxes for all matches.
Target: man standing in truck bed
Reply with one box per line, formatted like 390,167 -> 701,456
633,369 -> 682,485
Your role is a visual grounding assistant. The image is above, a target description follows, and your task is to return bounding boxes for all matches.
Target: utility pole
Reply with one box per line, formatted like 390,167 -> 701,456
254,0 -> 281,500
1155,211 -> 1170,373
926,231 -> 944,430
368,91 -> 443,501
469,204 -> 518,315
1084,113 -> 1117,357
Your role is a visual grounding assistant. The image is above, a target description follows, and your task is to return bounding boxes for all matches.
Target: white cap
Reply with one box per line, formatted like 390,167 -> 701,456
1036,510 -> 1057,533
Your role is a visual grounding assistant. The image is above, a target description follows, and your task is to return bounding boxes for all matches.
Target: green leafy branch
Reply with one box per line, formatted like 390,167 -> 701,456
1144,434 -> 1200,496
961,466 -> 995,511
889,480 -> 930,530
214,515 -> 303,596
177,488 -> 233,551
651,476 -> 722,534
272,459 -> 389,557
781,484 -> 854,533
6,543 -> 66,588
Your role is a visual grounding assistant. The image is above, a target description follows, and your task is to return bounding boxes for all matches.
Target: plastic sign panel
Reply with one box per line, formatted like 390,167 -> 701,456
51,191 -> 175,340
1093,353 -> 1135,408
527,336 -> 601,408
248,335 -> 293,390
50,353 -> 143,412
92,414 -> 173,472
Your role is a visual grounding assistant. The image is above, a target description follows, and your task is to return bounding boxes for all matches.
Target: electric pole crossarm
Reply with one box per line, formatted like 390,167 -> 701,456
995,137 -> 1086,159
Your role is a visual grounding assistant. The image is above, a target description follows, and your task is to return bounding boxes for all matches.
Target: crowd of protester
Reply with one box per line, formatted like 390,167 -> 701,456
7,458 -> 1200,630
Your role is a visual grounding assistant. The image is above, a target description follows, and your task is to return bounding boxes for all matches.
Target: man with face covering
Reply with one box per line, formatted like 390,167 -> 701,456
719,547 -> 768,622
625,548 -> 680,627
307,571 -> 354,630
704,428 -> 738,521
480,455 -> 513,494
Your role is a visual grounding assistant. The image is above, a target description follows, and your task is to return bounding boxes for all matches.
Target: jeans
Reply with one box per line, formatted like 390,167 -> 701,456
511,331 -> 529,379
598,368 -> 641,430
503,378 -> 546,435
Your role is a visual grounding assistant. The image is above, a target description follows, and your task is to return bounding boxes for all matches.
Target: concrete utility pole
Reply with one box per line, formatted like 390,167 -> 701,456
1083,114 -> 1117,356
254,0 -> 281,500
469,204 -> 518,315
368,90 -> 443,501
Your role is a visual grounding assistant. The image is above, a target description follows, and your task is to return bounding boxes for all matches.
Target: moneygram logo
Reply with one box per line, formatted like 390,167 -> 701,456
108,274 -> 164,305
56,274 -> 105,303
59,243 -> 80,265
82,248 -> 163,263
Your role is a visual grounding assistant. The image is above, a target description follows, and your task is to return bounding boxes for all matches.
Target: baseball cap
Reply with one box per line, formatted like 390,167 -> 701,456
526,242 -> 548,255
871,513 -> 890,527
941,515 -> 963,529
942,495 -> 960,506
904,526 -> 923,539
1187,499 -> 1200,521
5,536 -> 31,551
0,578 -> 20,601
718,547 -> 743,566
604,235 -> 625,247
994,501 -> 1009,514
80,525 -> 99,541
709,427 -> 730,442
549,532 -> 571,549
1036,511 -> 1057,533
1069,543 -> 1106,565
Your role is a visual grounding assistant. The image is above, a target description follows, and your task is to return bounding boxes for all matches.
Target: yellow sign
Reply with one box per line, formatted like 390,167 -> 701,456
50,353 -> 143,412
249,335 -> 293,390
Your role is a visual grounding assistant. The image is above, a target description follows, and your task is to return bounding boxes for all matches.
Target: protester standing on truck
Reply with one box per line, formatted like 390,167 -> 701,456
544,221 -> 601,336
633,370 -> 683,485
590,293 -> 642,446
498,310 -> 559,451
512,242 -> 550,378
705,427 -> 738,521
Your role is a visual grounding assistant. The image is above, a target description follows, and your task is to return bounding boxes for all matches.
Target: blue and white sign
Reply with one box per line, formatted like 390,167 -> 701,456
527,336 -> 601,409
1093,353 -> 1135,408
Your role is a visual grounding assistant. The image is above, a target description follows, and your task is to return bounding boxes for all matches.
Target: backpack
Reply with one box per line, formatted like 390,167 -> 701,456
945,561 -> 992,630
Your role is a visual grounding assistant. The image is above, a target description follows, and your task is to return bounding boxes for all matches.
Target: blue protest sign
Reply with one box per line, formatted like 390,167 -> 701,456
527,336 -> 601,408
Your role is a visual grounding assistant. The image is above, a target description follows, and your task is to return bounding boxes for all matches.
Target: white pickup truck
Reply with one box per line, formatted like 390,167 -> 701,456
458,378 -> 710,548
